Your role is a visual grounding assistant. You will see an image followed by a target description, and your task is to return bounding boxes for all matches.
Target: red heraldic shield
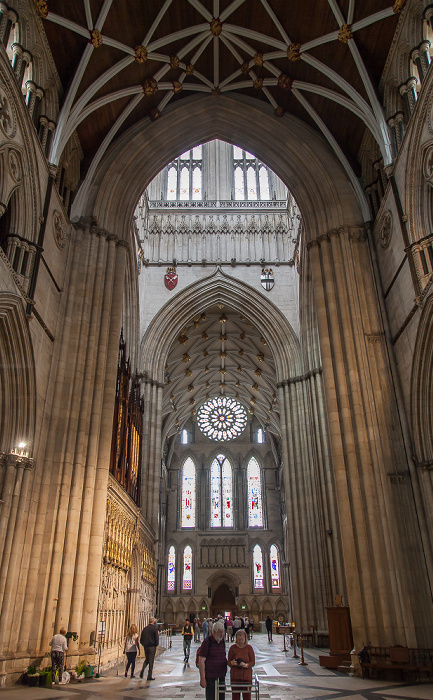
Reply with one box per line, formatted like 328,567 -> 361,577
164,266 -> 178,290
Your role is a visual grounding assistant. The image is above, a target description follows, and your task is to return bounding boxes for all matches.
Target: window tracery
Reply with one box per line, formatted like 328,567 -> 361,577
166,146 -> 202,200
183,545 -> 192,590
181,458 -> 196,527
233,146 -> 272,201
167,546 -> 175,591
210,454 -> 233,527
197,396 -> 247,441
253,544 -> 264,589
247,457 -> 264,527
270,544 -> 280,588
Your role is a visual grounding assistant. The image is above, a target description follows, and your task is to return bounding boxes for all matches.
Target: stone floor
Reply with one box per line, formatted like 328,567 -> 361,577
2,633 -> 433,700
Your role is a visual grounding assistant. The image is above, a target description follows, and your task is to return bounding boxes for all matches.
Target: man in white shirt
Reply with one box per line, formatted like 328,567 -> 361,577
49,627 -> 68,684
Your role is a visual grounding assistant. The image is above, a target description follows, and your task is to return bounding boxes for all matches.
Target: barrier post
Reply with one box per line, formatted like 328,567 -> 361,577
298,635 -> 308,666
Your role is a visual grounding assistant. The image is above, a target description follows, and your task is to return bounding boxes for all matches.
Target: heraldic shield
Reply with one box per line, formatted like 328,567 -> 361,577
261,268 -> 274,291
164,266 -> 178,290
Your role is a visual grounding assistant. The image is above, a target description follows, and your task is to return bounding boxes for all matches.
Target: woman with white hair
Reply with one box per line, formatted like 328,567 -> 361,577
227,629 -> 255,700
198,620 -> 227,700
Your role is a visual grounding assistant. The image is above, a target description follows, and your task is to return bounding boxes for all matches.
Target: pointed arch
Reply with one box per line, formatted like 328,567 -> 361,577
181,456 -> 196,528
252,543 -> 264,590
182,544 -> 193,591
210,453 -> 233,528
247,456 -> 264,528
270,543 -> 281,589
75,94 -> 366,237
167,545 -> 176,592
0,293 -> 36,454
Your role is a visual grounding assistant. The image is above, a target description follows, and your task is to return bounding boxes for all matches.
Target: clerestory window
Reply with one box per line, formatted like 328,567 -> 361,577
233,146 -> 272,201
166,146 -> 202,200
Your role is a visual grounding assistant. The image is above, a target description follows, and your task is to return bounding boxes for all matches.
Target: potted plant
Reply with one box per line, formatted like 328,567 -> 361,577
84,663 -> 94,678
75,660 -> 86,681
38,669 -> 48,686
26,666 -> 39,687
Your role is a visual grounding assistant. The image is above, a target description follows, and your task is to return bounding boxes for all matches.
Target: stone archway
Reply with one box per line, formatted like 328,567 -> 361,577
211,583 -> 236,618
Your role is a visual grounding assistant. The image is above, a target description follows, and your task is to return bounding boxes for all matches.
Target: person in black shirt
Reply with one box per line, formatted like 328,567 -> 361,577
182,619 -> 193,662
139,617 -> 159,680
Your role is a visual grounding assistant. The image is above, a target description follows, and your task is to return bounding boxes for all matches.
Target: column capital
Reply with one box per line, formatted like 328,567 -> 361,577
0,452 -> 35,469
10,42 -> 23,57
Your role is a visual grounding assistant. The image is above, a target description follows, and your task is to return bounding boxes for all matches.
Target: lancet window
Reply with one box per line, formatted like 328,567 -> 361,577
167,546 -> 176,591
166,146 -> 202,200
253,544 -> 264,589
247,457 -> 264,527
270,544 -> 280,588
183,545 -> 192,590
210,454 -> 233,527
181,458 -> 196,527
233,146 -> 272,201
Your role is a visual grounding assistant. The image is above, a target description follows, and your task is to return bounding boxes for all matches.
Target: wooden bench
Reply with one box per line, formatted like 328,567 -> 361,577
360,645 -> 433,680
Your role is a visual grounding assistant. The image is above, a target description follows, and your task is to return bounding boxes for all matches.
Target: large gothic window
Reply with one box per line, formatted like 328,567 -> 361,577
166,146 -> 202,200
270,544 -> 280,588
233,146 -> 272,201
253,544 -> 264,589
183,545 -> 192,590
247,457 -> 264,527
181,458 -> 196,527
167,546 -> 175,591
210,454 -> 233,527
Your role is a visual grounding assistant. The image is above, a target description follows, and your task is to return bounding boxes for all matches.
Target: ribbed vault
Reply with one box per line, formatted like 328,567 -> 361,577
140,267 -> 301,441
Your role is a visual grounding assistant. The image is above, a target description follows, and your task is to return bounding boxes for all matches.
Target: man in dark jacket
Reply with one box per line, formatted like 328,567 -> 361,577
139,616 -> 159,680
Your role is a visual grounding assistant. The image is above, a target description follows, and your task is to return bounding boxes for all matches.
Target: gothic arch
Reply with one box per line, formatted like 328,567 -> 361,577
74,94 -> 366,239
140,267 -> 302,390
0,292 -> 36,454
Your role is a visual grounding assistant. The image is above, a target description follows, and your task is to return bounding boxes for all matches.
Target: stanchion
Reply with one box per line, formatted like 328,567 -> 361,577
283,633 -> 288,652
298,635 -> 308,666
293,634 -> 298,659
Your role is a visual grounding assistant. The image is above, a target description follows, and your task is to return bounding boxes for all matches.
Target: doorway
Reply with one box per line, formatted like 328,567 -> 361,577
211,583 -> 236,617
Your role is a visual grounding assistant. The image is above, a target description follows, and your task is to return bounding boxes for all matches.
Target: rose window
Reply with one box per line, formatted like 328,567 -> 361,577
197,396 -> 247,441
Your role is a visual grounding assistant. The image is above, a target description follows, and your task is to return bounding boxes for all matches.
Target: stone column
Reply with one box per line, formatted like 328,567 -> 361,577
78,236 -> 128,649
0,6 -> 16,48
307,227 -> 431,649
0,455 -> 35,651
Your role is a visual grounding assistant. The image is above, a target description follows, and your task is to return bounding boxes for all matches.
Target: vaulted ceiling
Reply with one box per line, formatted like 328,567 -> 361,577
162,304 -> 279,442
38,0 -> 401,190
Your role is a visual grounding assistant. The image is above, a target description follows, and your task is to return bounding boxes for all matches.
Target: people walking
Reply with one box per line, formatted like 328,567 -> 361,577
139,616 -> 159,680
49,627 -> 68,685
232,616 -> 241,641
203,618 -> 209,638
228,629 -> 255,700
194,618 -> 201,642
124,624 -> 139,678
265,616 -> 273,642
182,618 -> 193,662
198,620 -> 227,700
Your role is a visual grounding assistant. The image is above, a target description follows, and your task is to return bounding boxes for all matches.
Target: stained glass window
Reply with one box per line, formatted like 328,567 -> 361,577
183,545 -> 192,590
210,454 -> 233,527
197,397 -> 247,442
247,457 -> 263,527
167,546 -> 175,591
181,458 -> 196,527
270,544 -> 280,588
253,544 -> 264,589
